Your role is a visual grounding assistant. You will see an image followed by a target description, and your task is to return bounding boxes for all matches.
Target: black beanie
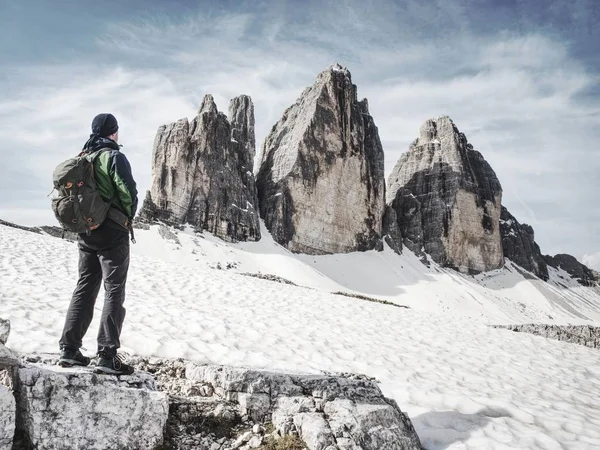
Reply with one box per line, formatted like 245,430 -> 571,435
91,113 -> 119,138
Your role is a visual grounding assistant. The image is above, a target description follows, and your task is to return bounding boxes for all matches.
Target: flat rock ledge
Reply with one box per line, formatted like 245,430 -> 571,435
493,324 -> 600,349
12,362 -> 169,450
5,354 -> 422,450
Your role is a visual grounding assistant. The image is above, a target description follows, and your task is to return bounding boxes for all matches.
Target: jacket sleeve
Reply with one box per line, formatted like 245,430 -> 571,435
110,152 -> 138,219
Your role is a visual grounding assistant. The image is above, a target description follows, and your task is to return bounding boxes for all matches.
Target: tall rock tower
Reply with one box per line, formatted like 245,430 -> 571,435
386,116 -> 503,272
139,95 -> 261,242
256,64 -> 385,254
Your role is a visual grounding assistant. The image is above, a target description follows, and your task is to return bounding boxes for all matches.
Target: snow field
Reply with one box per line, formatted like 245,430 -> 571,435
1,224 -> 600,449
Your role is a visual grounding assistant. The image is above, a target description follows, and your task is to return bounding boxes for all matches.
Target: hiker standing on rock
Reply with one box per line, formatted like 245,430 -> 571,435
55,113 -> 137,375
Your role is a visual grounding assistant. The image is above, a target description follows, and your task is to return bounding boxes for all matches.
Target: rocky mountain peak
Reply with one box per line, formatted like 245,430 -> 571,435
385,116 -> 503,273
139,94 -> 260,242
256,64 -> 385,254
199,94 -> 218,115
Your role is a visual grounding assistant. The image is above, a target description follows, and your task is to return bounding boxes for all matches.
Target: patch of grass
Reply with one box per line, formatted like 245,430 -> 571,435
257,433 -> 307,450
332,291 -> 409,309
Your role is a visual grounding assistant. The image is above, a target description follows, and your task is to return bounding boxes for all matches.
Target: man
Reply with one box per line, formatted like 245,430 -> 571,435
58,113 -> 137,375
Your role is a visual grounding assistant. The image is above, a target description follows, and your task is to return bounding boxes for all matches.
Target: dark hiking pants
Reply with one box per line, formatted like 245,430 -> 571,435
59,225 -> 130,357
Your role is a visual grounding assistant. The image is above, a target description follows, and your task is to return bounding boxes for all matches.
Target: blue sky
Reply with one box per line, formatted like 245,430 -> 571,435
1,0 -> 599,269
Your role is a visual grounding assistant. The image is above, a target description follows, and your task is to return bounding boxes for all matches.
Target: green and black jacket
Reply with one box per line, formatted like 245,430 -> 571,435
82,134 -> 138,226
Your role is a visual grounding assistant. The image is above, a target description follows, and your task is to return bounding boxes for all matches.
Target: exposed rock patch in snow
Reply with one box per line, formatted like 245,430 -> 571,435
492,324 -> 600,349
332,291 -> 409,308
239,272 -> 298,286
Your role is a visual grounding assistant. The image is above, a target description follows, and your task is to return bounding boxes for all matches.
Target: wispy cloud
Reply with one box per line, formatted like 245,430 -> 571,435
583,253 -> 600,272
0,0 -> 598,262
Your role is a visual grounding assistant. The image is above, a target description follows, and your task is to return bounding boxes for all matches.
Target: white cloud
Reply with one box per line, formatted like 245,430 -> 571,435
0,3 -> 598,263
582,253 -> 600,272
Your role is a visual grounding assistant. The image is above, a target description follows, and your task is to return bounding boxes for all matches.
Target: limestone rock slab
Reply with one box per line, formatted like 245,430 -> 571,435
14,364 -> 169,450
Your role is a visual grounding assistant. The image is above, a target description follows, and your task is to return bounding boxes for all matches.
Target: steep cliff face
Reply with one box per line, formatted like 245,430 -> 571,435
500,207 -> 549,280
386,117 -> 503,273
140,95 -> 260,242
544,254 -> 599,287
256,64 -> 385,255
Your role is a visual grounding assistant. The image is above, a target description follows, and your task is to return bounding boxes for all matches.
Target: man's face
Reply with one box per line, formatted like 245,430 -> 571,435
108,131 -> 119,143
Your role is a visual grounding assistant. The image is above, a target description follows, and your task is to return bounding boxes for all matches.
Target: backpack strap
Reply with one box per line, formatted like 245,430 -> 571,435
107,207 -> 136,243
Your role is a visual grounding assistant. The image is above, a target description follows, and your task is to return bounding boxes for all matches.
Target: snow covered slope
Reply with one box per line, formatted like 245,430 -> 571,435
130,222 -> 600,324
1,222 -> 600,449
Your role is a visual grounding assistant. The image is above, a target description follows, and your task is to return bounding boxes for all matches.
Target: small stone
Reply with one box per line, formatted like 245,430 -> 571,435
232,431 -> 253,449
252,424 -> 264,435
248,435 -> 263,448
0,319 -> 9,345
200,384 -> 214,397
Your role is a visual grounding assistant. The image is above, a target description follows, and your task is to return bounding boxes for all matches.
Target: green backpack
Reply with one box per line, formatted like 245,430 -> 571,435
51,151 -> 111,234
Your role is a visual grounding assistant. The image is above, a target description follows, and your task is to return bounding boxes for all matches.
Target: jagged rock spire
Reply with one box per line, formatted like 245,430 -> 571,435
139,95 -> 261,242
256,64 -> 385,254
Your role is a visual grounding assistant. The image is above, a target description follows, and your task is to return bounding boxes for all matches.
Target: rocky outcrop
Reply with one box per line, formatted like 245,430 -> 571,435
0,319 -> 15,450
185,363 -> 423,450
500,207 -> 549,280
256,64 -> 385,255
493,324 -> 600,349
12,364 -> 169,450
140,94 -> 260,242
544,254 -> 599,287
7,354 -> 422,450
0,383 -> 14,450
386,116 -> 503,273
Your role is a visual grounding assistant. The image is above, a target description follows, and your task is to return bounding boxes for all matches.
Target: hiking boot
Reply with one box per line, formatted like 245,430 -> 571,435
59,347 -> 91,367
95,353 -> 135,375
